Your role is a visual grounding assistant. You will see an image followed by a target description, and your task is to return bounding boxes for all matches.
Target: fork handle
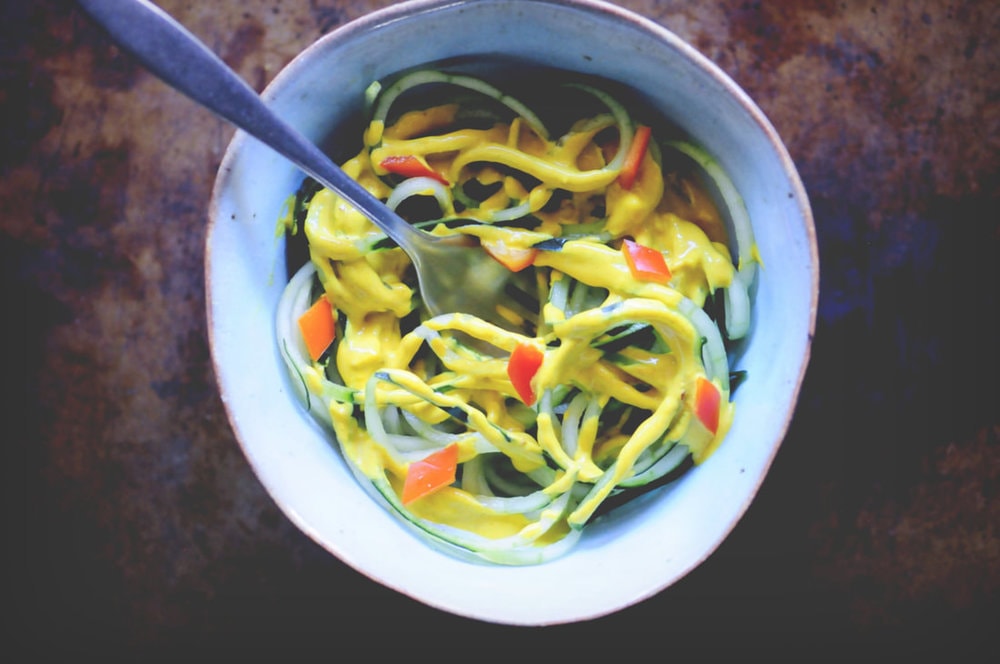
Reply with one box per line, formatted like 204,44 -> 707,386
75,0 -> 423,256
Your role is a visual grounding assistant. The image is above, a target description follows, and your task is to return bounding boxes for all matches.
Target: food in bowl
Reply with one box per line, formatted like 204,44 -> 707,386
273,64 -> 758,565
209,0 -> 817,625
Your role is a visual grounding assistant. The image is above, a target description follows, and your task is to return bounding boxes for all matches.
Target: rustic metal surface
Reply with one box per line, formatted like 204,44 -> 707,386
5,0 -> 997,658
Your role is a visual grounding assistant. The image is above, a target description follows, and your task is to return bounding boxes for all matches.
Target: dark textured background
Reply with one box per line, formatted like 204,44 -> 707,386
5,0 -> 997,659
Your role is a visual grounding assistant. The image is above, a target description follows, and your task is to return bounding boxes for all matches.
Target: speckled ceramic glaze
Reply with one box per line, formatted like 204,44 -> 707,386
207,0 -> 817,625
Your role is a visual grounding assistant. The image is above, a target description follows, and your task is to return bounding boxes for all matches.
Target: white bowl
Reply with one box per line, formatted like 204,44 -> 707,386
207,0 -> 817,625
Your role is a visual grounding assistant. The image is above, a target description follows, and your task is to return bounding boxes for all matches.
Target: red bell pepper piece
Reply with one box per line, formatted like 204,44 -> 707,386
401,443 -> 458,505
622,239 -> 671,284
378,155 -> 449,185
507,341 -> 544,406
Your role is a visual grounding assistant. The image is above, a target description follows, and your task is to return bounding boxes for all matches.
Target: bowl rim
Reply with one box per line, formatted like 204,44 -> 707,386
206,0 -> 818,625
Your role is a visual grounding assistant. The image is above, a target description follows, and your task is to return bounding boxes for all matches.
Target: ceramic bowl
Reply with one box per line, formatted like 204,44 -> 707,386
207,0 -> 817,625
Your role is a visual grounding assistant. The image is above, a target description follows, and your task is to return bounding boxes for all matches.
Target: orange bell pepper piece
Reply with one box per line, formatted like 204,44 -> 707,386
693,376 -> 721,435
618,124 -> 651,189
482,238 -> 538,272
401,444 -> 458,505
297,296 -> 336,361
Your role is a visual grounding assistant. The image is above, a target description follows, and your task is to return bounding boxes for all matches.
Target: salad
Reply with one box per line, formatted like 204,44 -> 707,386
276,67 -> 757,565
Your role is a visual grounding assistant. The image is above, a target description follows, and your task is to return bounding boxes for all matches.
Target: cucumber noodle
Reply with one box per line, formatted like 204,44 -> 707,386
275,68 -> 757,565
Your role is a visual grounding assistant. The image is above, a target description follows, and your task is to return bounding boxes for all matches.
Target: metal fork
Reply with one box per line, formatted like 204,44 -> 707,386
75,0 -> 514,327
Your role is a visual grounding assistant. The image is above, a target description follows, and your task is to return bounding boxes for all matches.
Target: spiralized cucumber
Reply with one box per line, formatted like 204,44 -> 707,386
565,83 -> 635,172
276,262 -> 357,427
367,69 -> 550,146
385,175 -> 454,216
664,140 -> 758,340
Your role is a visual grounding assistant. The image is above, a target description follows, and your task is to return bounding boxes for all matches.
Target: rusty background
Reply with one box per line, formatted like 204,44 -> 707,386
4,0 -> 998,658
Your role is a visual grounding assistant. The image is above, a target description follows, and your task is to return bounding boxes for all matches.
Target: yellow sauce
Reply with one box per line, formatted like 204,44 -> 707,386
284,78 -> 745,556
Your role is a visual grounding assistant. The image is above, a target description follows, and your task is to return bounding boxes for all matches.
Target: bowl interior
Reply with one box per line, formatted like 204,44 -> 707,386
207,0 -> 817,625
